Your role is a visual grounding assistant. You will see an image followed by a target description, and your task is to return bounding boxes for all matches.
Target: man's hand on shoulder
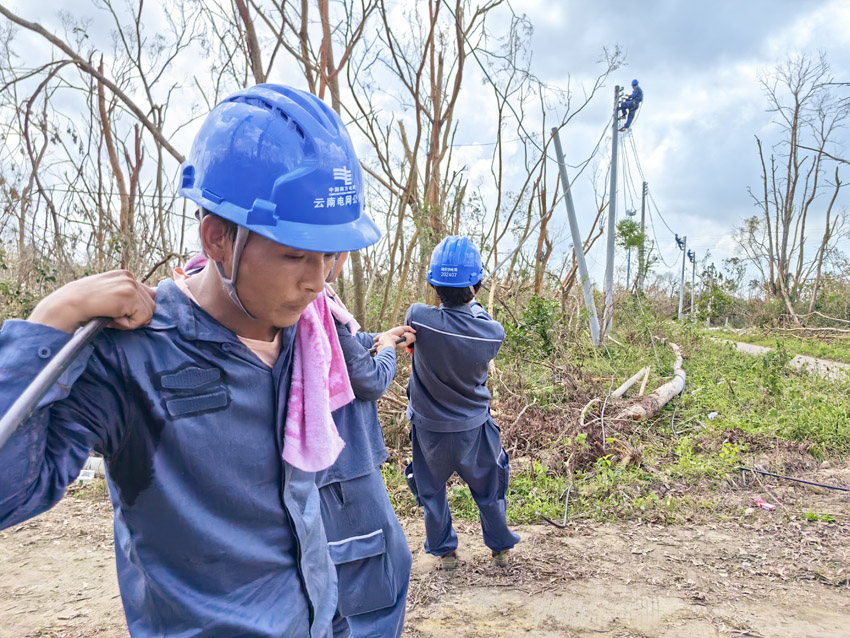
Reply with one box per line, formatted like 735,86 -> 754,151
28,270 -> 156,334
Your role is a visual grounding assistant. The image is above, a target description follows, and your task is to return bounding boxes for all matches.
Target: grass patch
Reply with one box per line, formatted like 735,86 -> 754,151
382,301 -> 850,527
803,511 -> 836,523
674,336 -> 850,456
711,328 -> 850,364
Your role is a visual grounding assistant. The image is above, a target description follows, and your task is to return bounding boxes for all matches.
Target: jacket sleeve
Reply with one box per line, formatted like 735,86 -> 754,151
335,323 -> 397,402
0,320 -> 130,529
471,303 -> 506,357
354,331 -> 379,350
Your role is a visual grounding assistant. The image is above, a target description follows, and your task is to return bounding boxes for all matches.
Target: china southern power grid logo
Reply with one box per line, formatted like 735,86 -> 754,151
314,166 -> 359,208
333,167 -> 353,186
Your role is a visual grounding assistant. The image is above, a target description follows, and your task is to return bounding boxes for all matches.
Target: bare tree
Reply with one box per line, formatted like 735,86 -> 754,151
736,53 -> 848,322
0,1 -> 205,288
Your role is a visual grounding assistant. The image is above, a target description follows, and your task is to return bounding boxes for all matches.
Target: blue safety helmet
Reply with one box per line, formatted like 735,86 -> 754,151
631,79 -> 639,86
427,236 -> 484,288
179,84 -> 381,316
180,84 -> 380,253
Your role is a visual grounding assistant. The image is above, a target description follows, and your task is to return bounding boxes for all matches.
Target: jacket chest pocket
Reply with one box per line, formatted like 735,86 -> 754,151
159,366 -> 230,418
328,529 -> 397,616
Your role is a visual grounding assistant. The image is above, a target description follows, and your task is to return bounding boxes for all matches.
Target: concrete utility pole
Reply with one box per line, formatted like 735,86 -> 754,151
676,234 -> 687,320
552,128 -> 601,346
638,181 -> 647,292
625,208 -> 637,291
688,249 -> 696,318
706,262 -> 715,329
603,85 -> 622,336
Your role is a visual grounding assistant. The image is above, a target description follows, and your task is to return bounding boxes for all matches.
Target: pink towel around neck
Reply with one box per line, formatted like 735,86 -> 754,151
325,284 -> 361,335
283,291 -> 354,471
178,252 -> 353,471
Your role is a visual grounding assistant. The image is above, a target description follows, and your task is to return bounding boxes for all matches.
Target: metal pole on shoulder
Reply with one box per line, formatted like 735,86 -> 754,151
0,317 -> 109,449
551,128 -> 601,346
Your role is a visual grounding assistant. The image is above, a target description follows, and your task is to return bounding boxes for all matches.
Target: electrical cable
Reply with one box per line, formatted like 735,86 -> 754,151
626,134 -> 678,238
619,129 -> 684,272
648,207 -> 678,268
647,189 -> 677,236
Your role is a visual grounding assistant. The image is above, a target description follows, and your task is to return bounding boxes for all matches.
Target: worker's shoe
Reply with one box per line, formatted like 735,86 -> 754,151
492,549 -> 510,567
438,551 -> 459,570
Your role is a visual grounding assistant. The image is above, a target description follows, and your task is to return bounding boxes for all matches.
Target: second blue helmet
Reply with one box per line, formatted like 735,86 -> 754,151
427,236 -> 484,287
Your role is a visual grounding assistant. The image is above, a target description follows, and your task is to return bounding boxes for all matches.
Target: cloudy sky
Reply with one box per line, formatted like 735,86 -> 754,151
504,0 -> 850,284
4,0 -> 849,289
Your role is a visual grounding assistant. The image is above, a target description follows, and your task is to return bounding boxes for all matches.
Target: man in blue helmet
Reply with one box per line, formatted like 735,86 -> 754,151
318,252 -> 413,638
403,236 -> 520,570
619,79 -> 643,131
0,84 -> 382,637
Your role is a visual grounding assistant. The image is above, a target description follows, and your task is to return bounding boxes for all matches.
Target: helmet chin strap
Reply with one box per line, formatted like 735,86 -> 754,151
206,214 -> 340,317
213,225 -> 255,319
326,253 -> 342,284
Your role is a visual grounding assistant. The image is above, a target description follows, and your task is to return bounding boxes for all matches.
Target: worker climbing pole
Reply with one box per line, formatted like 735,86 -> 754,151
619,79 -> 643,132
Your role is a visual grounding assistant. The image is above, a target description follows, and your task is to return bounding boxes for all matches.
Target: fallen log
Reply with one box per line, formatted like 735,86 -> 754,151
612,367 -> 650,398
615,343 -> 685,421
638,367 -> 650,396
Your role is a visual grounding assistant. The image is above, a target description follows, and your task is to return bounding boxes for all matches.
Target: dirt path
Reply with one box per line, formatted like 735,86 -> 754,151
2,474 -> 849,638
714,339 -> 850,380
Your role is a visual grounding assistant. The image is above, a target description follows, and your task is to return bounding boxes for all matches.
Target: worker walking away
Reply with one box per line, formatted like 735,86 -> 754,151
319,252 -> 414,638
403,236 -> 520,570
619,78 -> 643,131
0,84 -> 382,637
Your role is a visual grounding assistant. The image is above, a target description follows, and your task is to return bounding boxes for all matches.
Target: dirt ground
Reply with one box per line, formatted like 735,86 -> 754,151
1,470 -> 848,638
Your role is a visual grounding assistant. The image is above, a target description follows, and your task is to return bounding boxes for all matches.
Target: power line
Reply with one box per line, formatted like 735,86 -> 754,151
620,134 -> 639,214
625,133 -> 679,238
646,189 -> 677,236
647,207 -> 677,268
617,131 -> 680,269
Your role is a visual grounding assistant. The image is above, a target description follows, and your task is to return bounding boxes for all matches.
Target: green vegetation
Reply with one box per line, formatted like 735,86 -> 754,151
383,298 -> 850,526
711,328 -> 850,364
803,511 -> 836,523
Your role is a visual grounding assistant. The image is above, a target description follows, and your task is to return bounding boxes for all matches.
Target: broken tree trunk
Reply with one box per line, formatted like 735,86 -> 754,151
616,343 -> 685,421
611,367 -> 650,398
638,367 -> 650,396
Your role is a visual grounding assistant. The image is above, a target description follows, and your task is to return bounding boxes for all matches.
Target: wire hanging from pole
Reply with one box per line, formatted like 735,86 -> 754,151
625,134 -> 679,238
620,134 -> 640,216
648,208 -> 678,268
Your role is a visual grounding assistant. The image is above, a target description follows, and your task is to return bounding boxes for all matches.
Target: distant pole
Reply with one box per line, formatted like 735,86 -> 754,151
625,207 -> 636,292
638,181 -> 647,292
677,235 -> 687,320
552,128 -> 601,346
603,85 -> 621,336
706,263 -> 714,329
688,249 -> 696,319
